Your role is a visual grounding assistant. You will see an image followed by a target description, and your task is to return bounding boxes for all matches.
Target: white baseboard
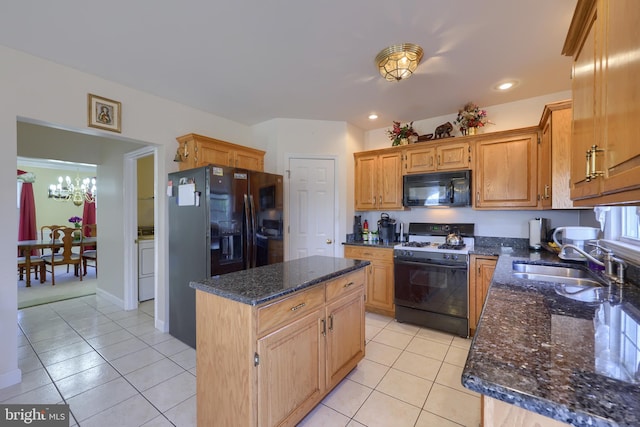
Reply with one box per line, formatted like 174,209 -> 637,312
96,288 -> 124,309
0,368 -> 21,390
155,318 -> 168,333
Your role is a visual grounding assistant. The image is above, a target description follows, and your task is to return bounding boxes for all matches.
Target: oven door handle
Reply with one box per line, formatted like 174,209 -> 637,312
395,259 -> 467,270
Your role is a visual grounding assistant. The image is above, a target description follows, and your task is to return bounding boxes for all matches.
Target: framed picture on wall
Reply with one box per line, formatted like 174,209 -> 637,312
87,93 -> 121,133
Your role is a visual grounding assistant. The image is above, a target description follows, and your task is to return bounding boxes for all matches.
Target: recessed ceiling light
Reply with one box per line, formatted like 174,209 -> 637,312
495,80 -> 518,91
368,114 -> 378,120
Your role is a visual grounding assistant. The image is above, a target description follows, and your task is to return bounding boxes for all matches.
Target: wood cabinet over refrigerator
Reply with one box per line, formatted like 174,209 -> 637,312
563,0 -> 640,205
176,133 -> 265,172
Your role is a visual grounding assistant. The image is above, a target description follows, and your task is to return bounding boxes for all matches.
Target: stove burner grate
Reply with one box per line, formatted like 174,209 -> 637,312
403,241 -> 431,248
437,243 -> 466,250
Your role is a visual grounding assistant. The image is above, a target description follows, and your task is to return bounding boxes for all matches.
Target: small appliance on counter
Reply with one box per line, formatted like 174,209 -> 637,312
552,226 -> 600,260
353,216 -> 363,242
528,218 -> 550,250
377,213 -> 397,245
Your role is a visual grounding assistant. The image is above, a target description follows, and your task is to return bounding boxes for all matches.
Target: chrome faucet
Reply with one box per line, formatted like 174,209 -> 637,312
561,241 -> 627,284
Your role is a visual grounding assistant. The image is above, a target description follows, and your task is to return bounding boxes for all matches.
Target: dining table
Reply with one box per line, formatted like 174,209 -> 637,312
17,237 -> 98,286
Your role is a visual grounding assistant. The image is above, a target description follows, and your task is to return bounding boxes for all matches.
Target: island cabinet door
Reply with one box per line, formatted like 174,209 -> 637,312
256,308 -> 326,427
325,288 -> 366,389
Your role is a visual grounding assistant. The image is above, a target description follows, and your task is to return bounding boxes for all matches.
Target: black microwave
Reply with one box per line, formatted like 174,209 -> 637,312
403,170 -> 471,207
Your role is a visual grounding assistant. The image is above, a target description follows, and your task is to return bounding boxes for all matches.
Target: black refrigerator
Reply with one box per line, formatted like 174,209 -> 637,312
168,165 -> 284,348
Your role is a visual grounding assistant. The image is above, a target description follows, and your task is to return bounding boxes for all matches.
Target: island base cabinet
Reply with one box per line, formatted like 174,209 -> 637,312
257,309 -> 326,427
195,267 -> 366,427
483,396 -> 572,427
326,290 -> 365,389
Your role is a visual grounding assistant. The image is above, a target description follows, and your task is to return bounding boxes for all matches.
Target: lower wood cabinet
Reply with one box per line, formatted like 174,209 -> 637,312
257,308 -> 325,427
483,396 -> 571,427
195,268 -> 366,427
344,245 -> 395,317
469,255 -> 497,336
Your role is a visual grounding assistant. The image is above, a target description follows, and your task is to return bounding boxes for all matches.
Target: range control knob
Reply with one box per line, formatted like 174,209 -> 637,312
443,254 -> 450,260
452,254 -> 459,261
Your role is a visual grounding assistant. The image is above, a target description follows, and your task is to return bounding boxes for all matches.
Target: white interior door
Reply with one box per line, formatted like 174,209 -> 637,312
288,158 -> 336,260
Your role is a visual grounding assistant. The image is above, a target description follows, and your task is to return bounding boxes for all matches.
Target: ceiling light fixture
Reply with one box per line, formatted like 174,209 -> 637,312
48,173 -> 96,206
375,43 -> 424,82
368,114 -> 378,120
498,82 -> 513,90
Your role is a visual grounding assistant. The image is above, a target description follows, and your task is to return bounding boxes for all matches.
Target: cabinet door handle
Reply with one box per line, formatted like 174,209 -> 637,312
544,184 -> 550,199
321,319 -> 326,337
343,281 -> 354,288
585,150 -> 591,181
476,191 -> 480,202
437,155 -> 441,165
379,195 -> 382,205
290,302 -> 306,312
328,314 -> 334,331
363,252 -> 372,256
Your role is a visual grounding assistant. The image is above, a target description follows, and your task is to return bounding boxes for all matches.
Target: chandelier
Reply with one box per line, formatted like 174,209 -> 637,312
375,43 -> 424,82
48,174 -> 97,206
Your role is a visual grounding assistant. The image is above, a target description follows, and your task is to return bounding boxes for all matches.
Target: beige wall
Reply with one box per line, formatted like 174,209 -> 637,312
1,44 -> 253,389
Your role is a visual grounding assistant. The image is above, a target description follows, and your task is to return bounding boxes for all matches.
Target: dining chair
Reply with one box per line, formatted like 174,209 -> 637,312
40,225 -> 63,256
41,227 -> 83,286
17,256 -> 45,286
82,224 -> 97,276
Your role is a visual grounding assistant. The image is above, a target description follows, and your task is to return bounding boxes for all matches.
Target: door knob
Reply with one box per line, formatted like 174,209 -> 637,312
326,239 -> 333,244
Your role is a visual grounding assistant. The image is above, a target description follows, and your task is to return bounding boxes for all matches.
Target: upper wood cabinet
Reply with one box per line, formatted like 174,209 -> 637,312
539,100 -> 583,209
354,149 -> 403,210
403,141 -> 471,174
176,133 -> 265,172
563,0 -> 640,205
473,128 -> 540,209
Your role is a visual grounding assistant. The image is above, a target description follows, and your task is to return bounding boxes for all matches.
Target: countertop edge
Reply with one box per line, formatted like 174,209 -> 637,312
190,258 -> 370,306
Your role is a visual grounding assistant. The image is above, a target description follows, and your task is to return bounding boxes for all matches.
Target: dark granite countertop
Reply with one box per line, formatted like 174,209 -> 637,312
342,241 -> 398,249
190,255 -> 370,306
462,253 -> 640,426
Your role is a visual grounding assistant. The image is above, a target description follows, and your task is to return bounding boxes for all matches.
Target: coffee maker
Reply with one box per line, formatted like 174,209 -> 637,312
353,216 -> 363,242
377,213 -> 397,245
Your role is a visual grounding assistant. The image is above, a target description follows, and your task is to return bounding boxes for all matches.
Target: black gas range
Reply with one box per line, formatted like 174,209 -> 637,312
393,223 -> 475,337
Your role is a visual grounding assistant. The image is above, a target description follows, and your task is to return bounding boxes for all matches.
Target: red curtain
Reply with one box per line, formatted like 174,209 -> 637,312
82,195 -> 96,236
18,170 -> 38,256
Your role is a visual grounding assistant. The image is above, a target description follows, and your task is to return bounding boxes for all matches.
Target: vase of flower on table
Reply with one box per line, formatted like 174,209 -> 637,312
69,216 -> 83,241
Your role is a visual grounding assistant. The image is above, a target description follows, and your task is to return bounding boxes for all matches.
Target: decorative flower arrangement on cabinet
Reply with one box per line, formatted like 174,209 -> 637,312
454,102 -> 493,135
387,121 -> 419,146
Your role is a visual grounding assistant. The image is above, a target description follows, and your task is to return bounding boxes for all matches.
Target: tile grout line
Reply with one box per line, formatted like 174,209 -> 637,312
18,298 -> 181,426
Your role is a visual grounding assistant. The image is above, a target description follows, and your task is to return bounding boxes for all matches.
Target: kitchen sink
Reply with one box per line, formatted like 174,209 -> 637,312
512,262 -> 608,303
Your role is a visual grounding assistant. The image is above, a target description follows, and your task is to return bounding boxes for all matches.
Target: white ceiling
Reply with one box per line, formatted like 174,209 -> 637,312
0,1 -> 577,131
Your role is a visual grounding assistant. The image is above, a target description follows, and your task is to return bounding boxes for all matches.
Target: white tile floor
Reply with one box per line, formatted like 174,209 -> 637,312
5,295 -> 480,427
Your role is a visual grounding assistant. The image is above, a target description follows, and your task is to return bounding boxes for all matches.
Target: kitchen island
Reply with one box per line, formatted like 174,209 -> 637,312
190,255 -> 369,427
463,254 -> 640,427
